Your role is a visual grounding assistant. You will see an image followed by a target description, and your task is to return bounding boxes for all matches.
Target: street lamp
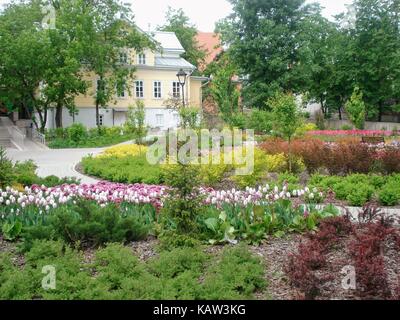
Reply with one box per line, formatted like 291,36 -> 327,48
176,68 -> 187,107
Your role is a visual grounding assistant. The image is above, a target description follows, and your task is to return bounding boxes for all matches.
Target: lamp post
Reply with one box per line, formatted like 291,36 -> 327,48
176,68 -> 187,108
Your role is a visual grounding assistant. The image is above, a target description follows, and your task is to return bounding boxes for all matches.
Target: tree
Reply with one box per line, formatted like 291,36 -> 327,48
217,0 -> 322,109
204,54 -> 240,120
0,1 -> 52,131
126,100 -> 147,144
350,0 -> 400,121
345,87 -> 366,129
268,92 -> 304,172
42,0 -> 89,128
76,0 -> 151,128
159,7 -> 206,69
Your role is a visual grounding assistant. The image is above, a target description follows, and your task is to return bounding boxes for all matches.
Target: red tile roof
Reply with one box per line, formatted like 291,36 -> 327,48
196,32 -> 223,70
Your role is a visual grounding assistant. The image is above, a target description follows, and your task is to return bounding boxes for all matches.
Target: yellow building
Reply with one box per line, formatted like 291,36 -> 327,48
46,31 -> 207,130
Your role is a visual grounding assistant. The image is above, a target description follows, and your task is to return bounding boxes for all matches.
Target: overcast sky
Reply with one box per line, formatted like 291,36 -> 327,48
0,0 -> 353,32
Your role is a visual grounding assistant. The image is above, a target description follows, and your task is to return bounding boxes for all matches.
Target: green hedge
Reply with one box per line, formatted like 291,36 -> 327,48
309,173 -> 400,206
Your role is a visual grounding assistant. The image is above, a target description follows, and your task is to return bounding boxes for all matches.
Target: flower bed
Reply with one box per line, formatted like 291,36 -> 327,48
260,138 -> 400,174
308,130 -> 398,137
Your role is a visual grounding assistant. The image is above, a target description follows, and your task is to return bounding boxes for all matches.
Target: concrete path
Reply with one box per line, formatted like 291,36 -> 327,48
6,147 -> 104,184
5,133 -> 163,184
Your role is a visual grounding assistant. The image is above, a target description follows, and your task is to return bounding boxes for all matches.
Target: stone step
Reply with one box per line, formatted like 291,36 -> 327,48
0,138 -> 12,148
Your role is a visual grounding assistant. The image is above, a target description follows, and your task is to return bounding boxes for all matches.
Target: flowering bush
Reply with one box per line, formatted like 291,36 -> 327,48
307,130 -> 398,137
98,144 -> 148,158
260,138 -> 400,175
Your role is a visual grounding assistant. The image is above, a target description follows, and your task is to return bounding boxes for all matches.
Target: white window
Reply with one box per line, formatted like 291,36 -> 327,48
153,81 -> 162,99
135,80 -> 144,98
137,53 -> 146,65
99,114 -> 104,126
119,52 -> 128,64
117,80 -> 126,98
172,82 -> 181,98
156,114 -> 164,126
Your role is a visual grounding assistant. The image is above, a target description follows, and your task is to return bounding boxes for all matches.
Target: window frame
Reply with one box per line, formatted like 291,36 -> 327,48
172,81 -> 181,98
119,51 -> 128,64
155,113 -> 164,126
153,81 -> 162,99
137,53 -> 146,65
135,80 -> 144,99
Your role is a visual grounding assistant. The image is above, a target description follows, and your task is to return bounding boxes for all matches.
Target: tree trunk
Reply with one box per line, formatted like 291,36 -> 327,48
55,102 -> 63,128
288,137 -> 292,173
338,106 -> 342,120
40,109 -> 48,133
378,103 -> 383,122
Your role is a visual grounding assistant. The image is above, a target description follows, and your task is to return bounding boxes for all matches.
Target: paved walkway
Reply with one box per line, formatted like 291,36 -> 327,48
6,147 -> 104,184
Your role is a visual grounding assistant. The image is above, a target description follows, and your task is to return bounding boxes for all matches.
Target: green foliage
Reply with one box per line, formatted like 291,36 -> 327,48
0,241 -> 267,300
0,147 -> 14,188
82,153 -> 163,184
20,201 -> 155,249
378,182 -> 400,206
217,0 -> 324,108
47,124 -> 136,149
201,245 -> 265,299
179,107 -> 200,129
1,220 -> 22,241
67,123 -> 87,143
200,200 -> 339,245
159,7 -> 206,69
206,54 -> 240,118
160,163 -> 205,242
126,100 -> 147,144
269,92 -> 304,172
310,173 -> 400,207
228,113 -> 247,130
345,87 -> 366,129
269,92 -> 304,141
231,148 -> 269,188
246,110 -> 274,134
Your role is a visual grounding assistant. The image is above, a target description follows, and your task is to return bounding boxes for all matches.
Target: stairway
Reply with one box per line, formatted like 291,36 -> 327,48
0,118 -> 12,148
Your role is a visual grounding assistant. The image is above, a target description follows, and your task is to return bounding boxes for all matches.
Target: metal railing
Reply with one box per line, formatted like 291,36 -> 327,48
32,127 -> 46,145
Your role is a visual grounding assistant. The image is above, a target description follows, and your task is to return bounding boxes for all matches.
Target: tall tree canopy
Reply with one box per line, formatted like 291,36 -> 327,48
0,0 -> 153,130
217,0 -> 322,109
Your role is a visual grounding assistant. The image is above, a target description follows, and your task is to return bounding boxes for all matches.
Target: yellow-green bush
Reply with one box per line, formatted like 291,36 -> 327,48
231,148 -> 269,188
98,144 -> 148,158
265,153 -> 287,172
295,123 -> 318,136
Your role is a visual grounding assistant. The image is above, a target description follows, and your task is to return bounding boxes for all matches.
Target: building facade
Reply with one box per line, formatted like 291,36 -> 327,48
45,31 -> 206,131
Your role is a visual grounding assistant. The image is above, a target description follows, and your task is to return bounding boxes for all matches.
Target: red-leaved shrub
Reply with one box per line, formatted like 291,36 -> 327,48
259,138 -> 400,175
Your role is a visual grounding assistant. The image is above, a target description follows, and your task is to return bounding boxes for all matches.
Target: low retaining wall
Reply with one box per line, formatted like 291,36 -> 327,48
326,120 -> 400,131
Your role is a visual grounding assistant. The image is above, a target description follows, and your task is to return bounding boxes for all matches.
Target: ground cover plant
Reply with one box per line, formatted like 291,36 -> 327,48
0,241 -> 266,300
285,205 -> 400,300
309,174 -> 400,206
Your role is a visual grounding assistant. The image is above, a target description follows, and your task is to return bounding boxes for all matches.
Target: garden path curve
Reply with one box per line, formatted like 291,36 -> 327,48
6,147 -> 104,184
